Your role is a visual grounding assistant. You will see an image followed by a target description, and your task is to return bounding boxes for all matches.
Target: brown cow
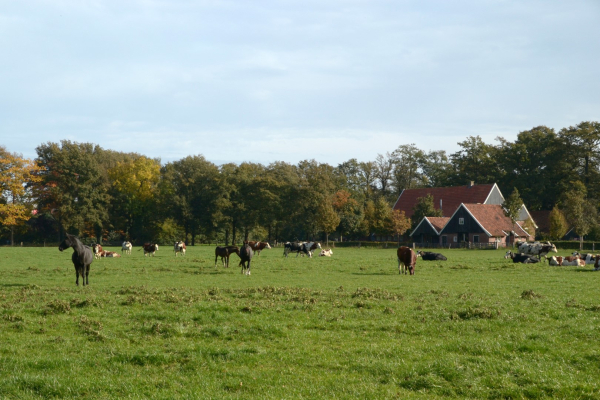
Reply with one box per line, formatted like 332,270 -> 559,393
247,241 -> 271,255
174,241 -> 186,257
92,244 -> 103,260
397,246 -> 416,275
141,243 -> 158,257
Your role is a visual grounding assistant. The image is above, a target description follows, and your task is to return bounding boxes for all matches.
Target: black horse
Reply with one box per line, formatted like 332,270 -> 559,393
239,242 -> 254,275
59,233 -> 93,286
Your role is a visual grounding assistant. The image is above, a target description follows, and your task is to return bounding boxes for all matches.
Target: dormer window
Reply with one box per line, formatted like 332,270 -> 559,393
459,218 -> 464,225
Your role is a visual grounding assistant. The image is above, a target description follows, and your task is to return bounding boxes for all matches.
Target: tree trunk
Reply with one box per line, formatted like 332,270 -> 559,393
580,235 -> 584,251
11,226 -> 14,246
232,223 -> 237,246
326,232 -> 329,246
225,229 -> 230,246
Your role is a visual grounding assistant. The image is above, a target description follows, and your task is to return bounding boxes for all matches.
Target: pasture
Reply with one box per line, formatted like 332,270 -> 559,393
1,245 -> 599,399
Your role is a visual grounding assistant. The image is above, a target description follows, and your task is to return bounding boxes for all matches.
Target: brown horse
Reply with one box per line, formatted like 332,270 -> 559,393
214,246 -> 240,267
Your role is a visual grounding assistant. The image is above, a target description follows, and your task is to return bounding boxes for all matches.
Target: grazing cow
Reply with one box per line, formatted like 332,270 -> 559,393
504,251 -> 540,263
397,246 -> 416,275
416,251 -> 447,261
517,241 -> 557,260
59,234 -> 93,286
319,248 -> 333,257
142,243 -> 158,257
215,246 -> 240,267
239,242 -> 254,275
304,242 -> 322,257
174,241 -> 186,257
571,252 -> 596,265
92,244 -> 103,260
247,241 -> 271,255
548,256 -> 586,266
122,241 -> 132,255
284,241 -> 308,257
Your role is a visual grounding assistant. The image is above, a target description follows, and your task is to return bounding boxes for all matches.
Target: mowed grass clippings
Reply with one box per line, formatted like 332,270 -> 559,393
0,245 -> 599,399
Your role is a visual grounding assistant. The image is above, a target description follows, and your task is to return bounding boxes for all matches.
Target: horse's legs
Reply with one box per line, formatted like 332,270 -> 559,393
247,260 -> 251,276
75,268 -> 80,286
85,265 -> 90,285
214,254 -> 218,267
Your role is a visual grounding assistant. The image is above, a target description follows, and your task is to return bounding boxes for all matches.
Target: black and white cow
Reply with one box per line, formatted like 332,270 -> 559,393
517,241 -> 557,260
283,241 -> 321,258
571,252 -> 596,265
416,251 -> 447,261
504,251 -> 540,263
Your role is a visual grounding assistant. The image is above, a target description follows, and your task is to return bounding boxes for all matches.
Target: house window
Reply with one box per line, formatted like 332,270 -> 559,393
453,236 -> 457,243
459,218 -> 464,225
473,235 -> 479,243
441,236 -> 447,244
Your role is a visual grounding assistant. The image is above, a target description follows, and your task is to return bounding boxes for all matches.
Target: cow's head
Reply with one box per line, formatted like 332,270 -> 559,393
504,251 -> 513,259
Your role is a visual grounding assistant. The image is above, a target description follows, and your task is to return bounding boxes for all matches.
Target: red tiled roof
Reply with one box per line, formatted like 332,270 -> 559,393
427,217 -> 450,233
462,203 -> 529,237
393,184 -> 497,218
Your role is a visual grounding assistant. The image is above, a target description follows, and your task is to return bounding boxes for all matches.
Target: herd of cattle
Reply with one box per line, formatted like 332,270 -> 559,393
59,235 -> 600,286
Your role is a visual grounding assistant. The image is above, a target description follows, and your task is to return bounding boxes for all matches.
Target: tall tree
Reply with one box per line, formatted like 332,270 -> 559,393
35,141 -> 110,240
0,146 -> 41,245
559,121 -> 600,199
448,136 -> 499,186
390,144 -> 425,199
420,150 -> 452,188
108,156 -> 161,242
561,181 -> 598,250
496,126 -> 568,210
411,194 -> 443,228
374,153 -> 394,198
502,188 -> 523,226
316,201 -> 340,245
390,209 -> 411,246
548,206 -> 568,240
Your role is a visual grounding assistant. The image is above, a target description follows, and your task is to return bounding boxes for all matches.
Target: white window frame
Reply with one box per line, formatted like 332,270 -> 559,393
459,218 -> 464,225
453,235 -> 457,243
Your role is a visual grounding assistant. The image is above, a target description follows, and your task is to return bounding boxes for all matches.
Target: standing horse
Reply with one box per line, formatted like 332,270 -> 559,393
239,242 -> 253,275
214,246 -> 240,267
59,234 -> 93,286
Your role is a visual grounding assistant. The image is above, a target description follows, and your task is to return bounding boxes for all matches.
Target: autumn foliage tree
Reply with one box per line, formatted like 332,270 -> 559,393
390,209 -> 411,246
0,146 -> 41,245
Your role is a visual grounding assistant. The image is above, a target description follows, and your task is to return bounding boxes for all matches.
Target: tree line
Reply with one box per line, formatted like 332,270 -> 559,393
1,121 -> 599,245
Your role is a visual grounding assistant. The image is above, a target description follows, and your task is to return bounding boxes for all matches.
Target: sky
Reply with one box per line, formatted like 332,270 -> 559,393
1,0 -> 599,166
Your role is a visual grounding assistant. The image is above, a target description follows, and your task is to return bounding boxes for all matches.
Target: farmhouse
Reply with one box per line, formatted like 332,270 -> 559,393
436,203 -> 532,247
402,183 -> 537,247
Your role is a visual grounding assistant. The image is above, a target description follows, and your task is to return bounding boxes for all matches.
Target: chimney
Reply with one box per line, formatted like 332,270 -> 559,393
469,181 -> 475,187
440,199 -> 442,211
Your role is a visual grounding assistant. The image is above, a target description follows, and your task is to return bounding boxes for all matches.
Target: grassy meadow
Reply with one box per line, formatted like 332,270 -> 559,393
1,244 -> 599,399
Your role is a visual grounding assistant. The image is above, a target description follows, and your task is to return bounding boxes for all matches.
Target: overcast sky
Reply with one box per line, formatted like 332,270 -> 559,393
1,0 -> 599,165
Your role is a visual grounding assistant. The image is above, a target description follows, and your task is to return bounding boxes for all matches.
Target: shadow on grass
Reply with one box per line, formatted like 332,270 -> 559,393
0,283 -> 27,287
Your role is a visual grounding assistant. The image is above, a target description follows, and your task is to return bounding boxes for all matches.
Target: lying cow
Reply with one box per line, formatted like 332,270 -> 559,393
504,251 -> 539,263
397,246 -> 416,275
571,252 -> 596,265
248,241 -> 271,255
141,243 -> 159,257
594,256 -> 600,271
121,241 -> 132,255
319,248 -> 333,257
548,256 -> 586,266
99,250 -> 121,258
416,251 -> 447,261
174,241 -> 186,257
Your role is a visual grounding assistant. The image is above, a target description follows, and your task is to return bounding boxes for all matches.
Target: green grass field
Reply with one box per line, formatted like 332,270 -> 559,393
1,245 -> 599,399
